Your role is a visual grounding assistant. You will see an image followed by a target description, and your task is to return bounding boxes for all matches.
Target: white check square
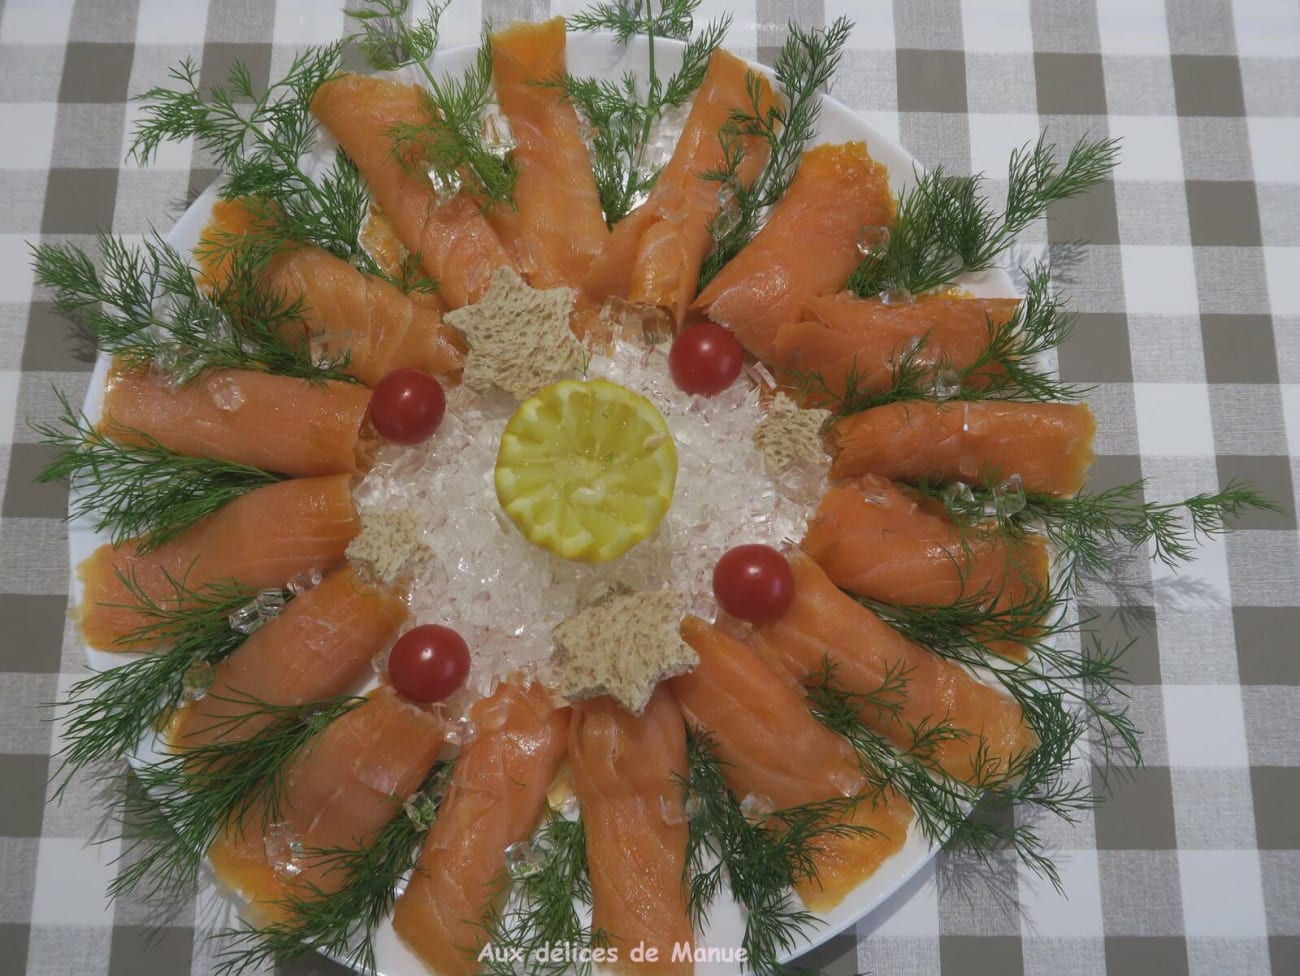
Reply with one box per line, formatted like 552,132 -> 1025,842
1018,852 -> 1105,938
1121,245 -> 1200,315
1133,382 -> 1217,457
1263,247 -> 1300,317
960,0 -> 1033,55
134,0 -> 211,45
1108,115 -> 1185,183
0,0 -> 75,44
1178,850 -> 1268,937
1247,117 -> 1300,184
1095,0 -> 1171,55
30,837 -> 119,927
968,113 -> 1042,177
1163,685 -> 1251,770
1231,0 -> 1300,58
0,104 -> 57,170
274,0 -> 347,45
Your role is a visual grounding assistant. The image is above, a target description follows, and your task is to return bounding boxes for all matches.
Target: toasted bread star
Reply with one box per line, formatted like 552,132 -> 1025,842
753,393 -> 831,473
554,590 -> 698,714
445,267 -> 583,400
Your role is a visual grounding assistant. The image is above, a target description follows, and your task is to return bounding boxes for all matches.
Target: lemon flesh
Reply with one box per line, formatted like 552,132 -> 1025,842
495,380 -> 678,563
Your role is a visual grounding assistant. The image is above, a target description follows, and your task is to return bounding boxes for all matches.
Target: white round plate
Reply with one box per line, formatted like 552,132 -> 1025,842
66,29 -> 1016,976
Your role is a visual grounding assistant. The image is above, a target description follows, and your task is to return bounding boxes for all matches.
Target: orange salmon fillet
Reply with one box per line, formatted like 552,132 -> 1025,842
393,682 -> 569,976
100,361 -> 371,478
830,400 -> 1096,495
198,199 -> 464,386
77,475 -> 360,651
208,685 -> 444,920
773,294 -> 1019,403
802,476 -> 1049,661
748,552 -> 1036,784
569,688 -> 693,974
692,142 -> 892,363
168,566 -> 406,748
675,616 -> 910,912
584,50 -> 775,325
311,73 -> 519,309
489,18 -> 610,290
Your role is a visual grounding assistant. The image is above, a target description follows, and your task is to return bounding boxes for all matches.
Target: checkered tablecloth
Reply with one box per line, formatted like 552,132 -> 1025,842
2,0 -> 1297,974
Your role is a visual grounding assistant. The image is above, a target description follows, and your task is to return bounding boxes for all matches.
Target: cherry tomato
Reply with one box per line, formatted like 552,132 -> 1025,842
668,321 -> 744,397
369,369 -> 446,444
387,624 -> 471,703
712,544 -> 795,623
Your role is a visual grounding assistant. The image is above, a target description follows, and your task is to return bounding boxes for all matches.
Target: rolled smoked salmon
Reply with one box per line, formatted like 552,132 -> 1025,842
311,73 -> 520,309
78,475 -> 360,651
208,685 -> 444,920
675,616 -> 910,912
773,294 -> 1019,403
829,400 -> 1096,496
393,681 -> 569,976
100,362 -> 371,478
748,552 -> 1035,784
584,51 -> 775,325
198,200 -> 465,386
489,18 -> 610,290
803,475 -> 1049,615
168,566 -> 406,748
569,687 -> 693,973
692,142 -> 892,363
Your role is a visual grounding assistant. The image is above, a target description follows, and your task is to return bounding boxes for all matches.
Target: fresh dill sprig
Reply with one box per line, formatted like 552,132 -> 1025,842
911,477 -> 1281,585
697,17 -> 853,289
681,729 -> 876,976
130,45 -> 376,267
112,692 -> 365,902
799,263 -> 1084,417
215,760 -> 456,976
847,133 -> 1120,298
33,389 -> 284,551
30,233 -> 352,384
478,813 -> 594,976
545,0 -> 730,224
347,1 -> 515,208
804,661 -> 1092,887
51,572 -> 256,790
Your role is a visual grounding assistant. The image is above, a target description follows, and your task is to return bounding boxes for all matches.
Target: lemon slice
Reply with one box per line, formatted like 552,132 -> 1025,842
495,379 -> 678,563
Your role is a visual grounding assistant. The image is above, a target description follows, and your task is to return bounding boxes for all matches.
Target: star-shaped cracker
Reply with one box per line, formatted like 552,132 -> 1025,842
346,507 -> 429,586
753,393 -> 832,473
553,590 -> 698,714
444,266 -> 583,400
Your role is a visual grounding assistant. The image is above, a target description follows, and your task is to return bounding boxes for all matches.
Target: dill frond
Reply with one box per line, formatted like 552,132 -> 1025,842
847,133 -> 1120,298
543,0 -> 730,224
348,2 -> 515,208
697,16 -> 854,288
215,760 -> 455,975
111,693 -> 365,902
50,572 -> 256,789
33,389 -> 285,551
30,233 -> 352,384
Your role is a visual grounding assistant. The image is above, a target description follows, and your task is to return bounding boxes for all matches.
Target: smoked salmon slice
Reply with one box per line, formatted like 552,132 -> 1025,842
168,566 -> 406,748
773,294 -> 1019,403
583,50 -> 775,325
747,551 -> 1035,784
829,400 -> 1096,496
803,475 -> 1049,614
489,18 -> 610,290
310,73 -> 520,309
569,687 -> 693,973
692,142 -> 892,363
198,200 -> 465,386
100,361 -> 371,478
208,685 -> 444,921
674,616 -> 910,912
77,475 -> 360,651
392,681 -> 569,976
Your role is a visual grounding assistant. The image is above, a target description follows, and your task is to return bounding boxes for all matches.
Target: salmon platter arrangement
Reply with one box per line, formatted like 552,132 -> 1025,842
32,1 -> 1276,975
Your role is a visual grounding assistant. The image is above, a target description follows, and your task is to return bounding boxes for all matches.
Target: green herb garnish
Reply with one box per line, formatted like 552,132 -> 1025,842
847,133 -> 1120,298
698,17 -> 853,289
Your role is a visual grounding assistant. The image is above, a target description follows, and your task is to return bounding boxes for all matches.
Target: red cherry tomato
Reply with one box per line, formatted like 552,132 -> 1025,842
369,369 -> 446,444
668,321 -> 744,397
387,625 -> 471,703
712,544 -> 795,623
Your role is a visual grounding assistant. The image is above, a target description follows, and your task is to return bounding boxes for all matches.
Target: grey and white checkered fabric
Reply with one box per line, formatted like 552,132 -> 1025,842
1,0 -> 1296,974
